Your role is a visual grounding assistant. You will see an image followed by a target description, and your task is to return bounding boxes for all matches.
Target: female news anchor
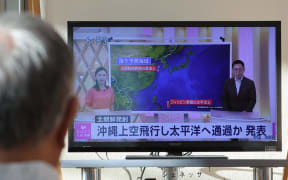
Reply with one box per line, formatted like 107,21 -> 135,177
85,67 -> 114,112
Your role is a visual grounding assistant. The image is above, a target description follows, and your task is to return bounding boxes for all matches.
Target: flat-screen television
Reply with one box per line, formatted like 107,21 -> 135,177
68,21 -> 281,152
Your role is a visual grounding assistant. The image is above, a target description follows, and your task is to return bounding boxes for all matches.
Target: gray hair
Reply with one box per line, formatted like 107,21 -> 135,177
0,13 -> 74,149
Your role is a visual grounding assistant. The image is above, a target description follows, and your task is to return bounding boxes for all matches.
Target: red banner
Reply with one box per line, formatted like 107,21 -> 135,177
120,65 -> 157,71
169,99 -> 212,105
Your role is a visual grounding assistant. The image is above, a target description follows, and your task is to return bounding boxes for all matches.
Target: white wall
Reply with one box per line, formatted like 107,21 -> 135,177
43,0 -> 288,179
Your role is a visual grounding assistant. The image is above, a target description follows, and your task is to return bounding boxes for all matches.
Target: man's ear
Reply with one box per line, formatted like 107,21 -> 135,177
56,96 -> 78,148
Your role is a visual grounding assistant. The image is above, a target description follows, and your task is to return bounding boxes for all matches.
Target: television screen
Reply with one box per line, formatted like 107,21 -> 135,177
68,21 -> 281,152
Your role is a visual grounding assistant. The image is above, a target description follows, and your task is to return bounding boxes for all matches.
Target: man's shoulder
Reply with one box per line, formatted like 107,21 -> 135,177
243,77 -> 255,85
0,161 -> 59,180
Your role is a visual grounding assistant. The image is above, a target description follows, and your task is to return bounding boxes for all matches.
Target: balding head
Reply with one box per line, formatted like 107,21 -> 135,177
0,13 -> 76,151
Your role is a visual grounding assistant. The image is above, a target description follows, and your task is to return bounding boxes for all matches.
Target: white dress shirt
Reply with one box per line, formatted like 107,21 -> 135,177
234,76 -> 243,95
0,161 -> 59,180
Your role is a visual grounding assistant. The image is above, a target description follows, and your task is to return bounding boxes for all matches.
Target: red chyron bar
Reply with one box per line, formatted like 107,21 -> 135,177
120,65 -> 157,71
169,99 -> 212,105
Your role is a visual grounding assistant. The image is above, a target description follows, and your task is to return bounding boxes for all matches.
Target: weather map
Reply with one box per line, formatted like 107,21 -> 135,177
110,44 -> 230,111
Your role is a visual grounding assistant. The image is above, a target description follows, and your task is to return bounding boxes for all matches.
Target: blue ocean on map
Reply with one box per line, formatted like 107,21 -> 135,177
132,44 -> 230,111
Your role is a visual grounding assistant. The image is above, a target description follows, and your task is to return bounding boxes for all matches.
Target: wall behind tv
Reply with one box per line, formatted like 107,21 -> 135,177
43,0 -> 288,179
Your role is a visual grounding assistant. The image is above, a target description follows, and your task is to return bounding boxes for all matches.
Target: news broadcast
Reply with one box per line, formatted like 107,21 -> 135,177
69,22 -> 280,150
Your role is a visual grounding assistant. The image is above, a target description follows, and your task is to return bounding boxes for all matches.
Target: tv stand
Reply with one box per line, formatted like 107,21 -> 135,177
62,159 -> 287,180
126,153 -> 227,180
125,155 -> 228,160
81,168 -> 101,180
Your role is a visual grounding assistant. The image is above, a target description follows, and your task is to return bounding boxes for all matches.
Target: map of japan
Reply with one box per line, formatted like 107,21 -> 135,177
110,44 -> 230,111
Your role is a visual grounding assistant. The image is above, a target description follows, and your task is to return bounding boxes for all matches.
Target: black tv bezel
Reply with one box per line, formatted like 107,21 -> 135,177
67,21 -> 281,152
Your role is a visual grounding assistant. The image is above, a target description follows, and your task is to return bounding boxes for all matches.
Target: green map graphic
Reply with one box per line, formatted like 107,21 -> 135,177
110,44 -> 190,111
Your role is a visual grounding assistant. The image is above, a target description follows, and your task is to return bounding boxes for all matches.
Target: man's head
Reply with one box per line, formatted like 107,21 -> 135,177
232,59 -> 245,80
0,13 -> 77,167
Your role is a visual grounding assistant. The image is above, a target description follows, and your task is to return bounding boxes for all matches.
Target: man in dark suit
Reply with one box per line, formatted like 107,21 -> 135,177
222,60 -> 256,112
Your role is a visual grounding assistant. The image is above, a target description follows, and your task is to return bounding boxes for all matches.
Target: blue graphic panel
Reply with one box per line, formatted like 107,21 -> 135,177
110,44 -> 230,111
